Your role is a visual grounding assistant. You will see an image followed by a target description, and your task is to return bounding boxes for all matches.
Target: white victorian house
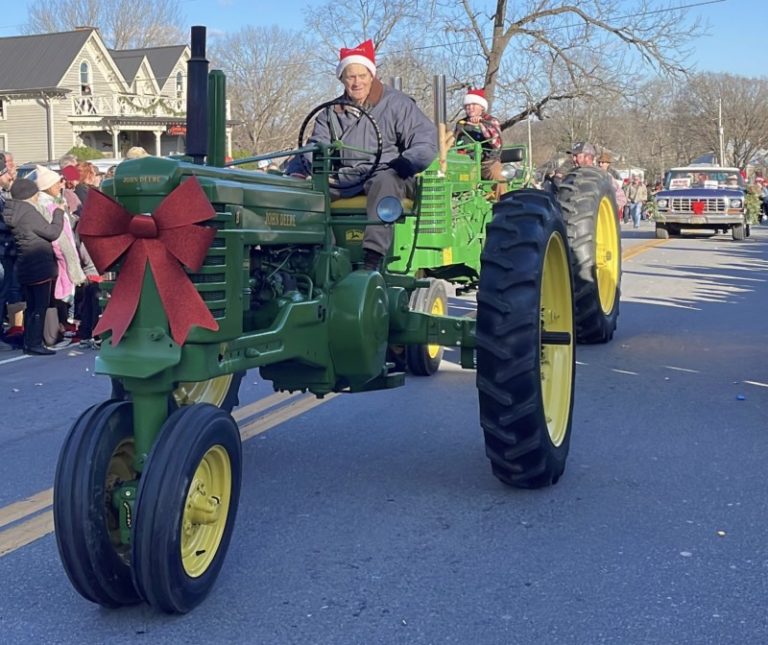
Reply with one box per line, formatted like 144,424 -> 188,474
0,28 -> 232,164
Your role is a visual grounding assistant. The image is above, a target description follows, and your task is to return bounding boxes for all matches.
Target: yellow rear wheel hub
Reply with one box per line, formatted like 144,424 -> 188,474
595,196 -> 620,314
174,375 -> 234,408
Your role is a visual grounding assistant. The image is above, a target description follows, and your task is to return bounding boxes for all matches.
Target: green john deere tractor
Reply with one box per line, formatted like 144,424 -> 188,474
52,26 -> 590,614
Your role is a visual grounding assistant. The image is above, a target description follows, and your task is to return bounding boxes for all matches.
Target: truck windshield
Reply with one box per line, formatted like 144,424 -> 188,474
665,170 -> 744,190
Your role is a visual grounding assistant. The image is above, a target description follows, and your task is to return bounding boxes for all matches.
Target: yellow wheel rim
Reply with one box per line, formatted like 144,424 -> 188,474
106,438 -> 135,563
180,445 -> 232,578
540,232 -> 574,447
595,196 -> 620,314
174,375 -> 234,408
427,295 -> 446,359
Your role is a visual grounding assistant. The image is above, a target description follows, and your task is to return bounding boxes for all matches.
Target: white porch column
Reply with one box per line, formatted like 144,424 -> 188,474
112,129 -> 121,159
154,130 -> 162,156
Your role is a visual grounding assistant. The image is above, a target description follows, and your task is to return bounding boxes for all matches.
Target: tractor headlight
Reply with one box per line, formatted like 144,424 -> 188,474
376,196 -> 403,223
656,198 -> 668,209
729,198 -> 743,208
500,163 -> 520,180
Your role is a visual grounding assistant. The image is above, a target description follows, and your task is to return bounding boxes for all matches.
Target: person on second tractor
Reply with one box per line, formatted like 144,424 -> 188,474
567,141 -> 596,168
285,39 -> 437,272
453,88 -> 503,181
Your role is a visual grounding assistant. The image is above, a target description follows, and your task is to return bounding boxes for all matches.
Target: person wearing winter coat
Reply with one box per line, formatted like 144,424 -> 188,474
0,154 -> 18,351
453,88 -> 503,181
35,165 -> 86,336
1,178 -> 64,355
625,175 -> 648,228
285,39 -> 437,271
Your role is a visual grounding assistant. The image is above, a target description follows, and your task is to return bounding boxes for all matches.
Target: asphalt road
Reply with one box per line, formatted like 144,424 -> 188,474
0,219 -> 766,644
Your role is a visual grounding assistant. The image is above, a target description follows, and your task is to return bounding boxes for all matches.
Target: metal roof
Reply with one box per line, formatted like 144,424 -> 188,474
116,45 -> 187,87
109,51 -> 146,84
0,30 -> 91,92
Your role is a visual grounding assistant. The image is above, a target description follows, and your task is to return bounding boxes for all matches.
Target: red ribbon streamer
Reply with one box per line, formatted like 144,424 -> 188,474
78,177 -> 220,345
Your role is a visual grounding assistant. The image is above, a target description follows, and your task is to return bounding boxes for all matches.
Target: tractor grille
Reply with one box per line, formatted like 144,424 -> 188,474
416,169 -> 451,245
185,209 -> 234,320
671,197 -> 726,213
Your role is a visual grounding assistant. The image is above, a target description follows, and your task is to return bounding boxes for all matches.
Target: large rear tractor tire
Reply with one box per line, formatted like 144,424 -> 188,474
557,168 -> 621,343
131,404 -> 242,613
405,279 -> 448,376
53,400 -> 142,608
476,190 -> 575,488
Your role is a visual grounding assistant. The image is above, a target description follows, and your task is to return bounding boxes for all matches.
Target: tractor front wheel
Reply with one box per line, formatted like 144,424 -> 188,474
476,190 -> 575,488
53,400 -> 141,608
131,404 -> 242,613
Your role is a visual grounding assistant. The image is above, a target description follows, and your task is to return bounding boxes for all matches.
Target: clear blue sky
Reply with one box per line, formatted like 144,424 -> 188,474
0,0 -> 761,77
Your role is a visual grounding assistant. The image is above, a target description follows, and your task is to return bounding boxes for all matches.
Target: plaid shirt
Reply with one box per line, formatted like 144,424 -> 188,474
454,113 -> 502,160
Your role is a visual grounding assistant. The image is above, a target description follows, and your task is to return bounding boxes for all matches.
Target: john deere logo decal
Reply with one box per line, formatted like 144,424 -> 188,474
346,229 -> 364,242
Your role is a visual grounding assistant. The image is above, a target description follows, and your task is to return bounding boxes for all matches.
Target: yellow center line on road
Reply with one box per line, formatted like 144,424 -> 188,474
622,238 -> 667,261
0,489 -> 53,530
0,390 -> 336,558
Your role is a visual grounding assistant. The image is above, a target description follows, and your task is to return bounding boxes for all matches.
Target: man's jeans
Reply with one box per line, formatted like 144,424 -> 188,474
630,202 -> 643,227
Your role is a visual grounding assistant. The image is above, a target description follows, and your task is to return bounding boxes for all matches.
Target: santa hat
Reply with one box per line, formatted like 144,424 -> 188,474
336,39 -> 376,79
463,88 -> 488,111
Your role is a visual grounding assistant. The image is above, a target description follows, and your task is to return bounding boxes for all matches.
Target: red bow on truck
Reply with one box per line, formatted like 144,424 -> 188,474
78,177 -> 220,345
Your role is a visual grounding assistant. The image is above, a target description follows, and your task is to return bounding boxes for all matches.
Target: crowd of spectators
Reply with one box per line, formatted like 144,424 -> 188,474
0,149 -> 117,355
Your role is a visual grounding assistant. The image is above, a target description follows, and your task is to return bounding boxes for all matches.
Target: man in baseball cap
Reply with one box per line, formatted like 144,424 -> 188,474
567,142 -> 596,168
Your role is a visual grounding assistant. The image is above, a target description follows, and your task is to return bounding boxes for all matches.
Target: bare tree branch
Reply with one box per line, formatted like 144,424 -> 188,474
24,0 -> 185,48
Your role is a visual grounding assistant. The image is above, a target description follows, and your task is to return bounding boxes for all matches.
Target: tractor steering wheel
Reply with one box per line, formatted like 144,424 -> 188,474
297,99 -> 383,190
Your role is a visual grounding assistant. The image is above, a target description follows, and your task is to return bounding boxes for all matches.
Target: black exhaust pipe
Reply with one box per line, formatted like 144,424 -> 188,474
186,26 -> 209,165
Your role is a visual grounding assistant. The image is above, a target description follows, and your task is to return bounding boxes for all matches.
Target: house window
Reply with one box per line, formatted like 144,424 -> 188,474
80,61 -> 91,95
176,71 -> 184,99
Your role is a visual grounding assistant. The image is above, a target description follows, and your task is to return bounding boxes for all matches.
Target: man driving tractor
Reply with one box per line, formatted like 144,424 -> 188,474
285,39 -> 437,271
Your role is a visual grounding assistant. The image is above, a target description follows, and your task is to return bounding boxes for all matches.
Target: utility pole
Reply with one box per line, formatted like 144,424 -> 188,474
718,97 -> 725,166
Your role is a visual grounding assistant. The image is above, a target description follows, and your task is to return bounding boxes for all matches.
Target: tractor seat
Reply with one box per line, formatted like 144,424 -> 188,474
330,195 -> 415,214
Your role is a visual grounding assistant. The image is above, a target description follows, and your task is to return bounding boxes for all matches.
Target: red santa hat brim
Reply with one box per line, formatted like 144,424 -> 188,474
464,93 -> 488,111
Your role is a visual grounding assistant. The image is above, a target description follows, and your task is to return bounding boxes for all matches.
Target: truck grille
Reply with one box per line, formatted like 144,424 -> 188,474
671,197 -> 726,213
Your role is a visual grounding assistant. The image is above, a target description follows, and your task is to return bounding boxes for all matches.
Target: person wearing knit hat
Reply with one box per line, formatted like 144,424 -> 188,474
2,177 -> 64,355
34,165 -> 63,192
454,87 -> 503,181
285,38 -> 437,271
36,163 -> 87,334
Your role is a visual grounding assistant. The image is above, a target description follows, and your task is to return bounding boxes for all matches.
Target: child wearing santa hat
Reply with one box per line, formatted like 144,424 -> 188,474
454,88 -> 503,181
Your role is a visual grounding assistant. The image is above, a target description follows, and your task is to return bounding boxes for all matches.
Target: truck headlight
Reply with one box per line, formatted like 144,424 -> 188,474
729,198 -> 743,208
656,199 -> 668,209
